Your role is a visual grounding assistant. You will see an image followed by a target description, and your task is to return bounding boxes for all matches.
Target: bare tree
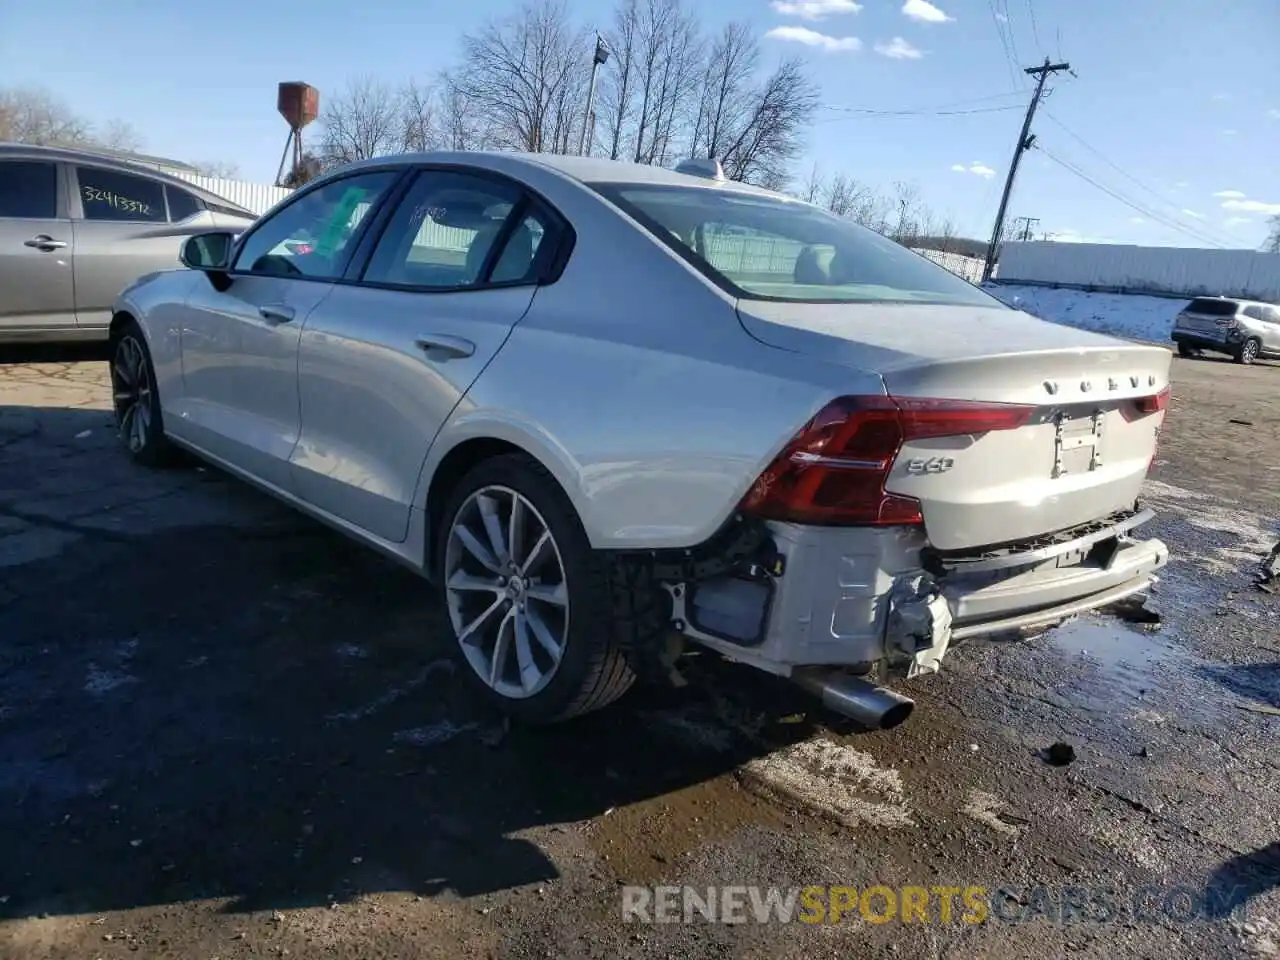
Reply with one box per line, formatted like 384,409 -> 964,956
399,79 -> 440,152
1264,214 -> 1280,254
0,85 -> 139,151
798,163 -> 823,204
320,76 -> 402,164
437,74 -> 492,151
689,25 -> 817,187
598,0 -> 640,159
627,0 -> 701,165
191,160 -> 241,179
452,0 -> 590,153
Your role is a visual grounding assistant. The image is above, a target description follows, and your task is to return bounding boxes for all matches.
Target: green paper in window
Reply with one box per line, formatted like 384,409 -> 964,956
313,186 -> 368,258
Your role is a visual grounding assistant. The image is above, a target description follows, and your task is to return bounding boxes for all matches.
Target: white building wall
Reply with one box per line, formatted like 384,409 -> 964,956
168,173 -> 293,216
996,241 -> 1280,302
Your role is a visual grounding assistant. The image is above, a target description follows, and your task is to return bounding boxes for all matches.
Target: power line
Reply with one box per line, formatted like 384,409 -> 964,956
1026,0 -> 1043,54
1000,0 -> 1022,67
988,1 -> 1021,88
817,103 -> 1023,121
818,91 -> 1025,115
1034,146 -> 1231,248
1040,110 -> 1234,244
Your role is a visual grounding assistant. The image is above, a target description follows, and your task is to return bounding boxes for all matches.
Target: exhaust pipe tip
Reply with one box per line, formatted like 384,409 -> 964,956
792,669 -> 915,730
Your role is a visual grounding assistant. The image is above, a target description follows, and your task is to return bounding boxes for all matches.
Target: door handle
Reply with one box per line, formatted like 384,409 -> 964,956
24,235 -> 68,251
258,304 -> 296,324
414,334 -> 476,359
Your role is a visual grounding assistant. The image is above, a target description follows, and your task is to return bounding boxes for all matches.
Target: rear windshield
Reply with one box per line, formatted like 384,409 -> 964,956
1186,298 -> 1238,316
591,182 -> 1000,307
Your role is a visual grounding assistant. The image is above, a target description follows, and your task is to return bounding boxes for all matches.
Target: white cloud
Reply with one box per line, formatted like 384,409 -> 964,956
1223,198 -> 1280,215
765,25 -> 862,50
1212,190 -> 1246,199
1222,128 -> 1238,136
1268,108 -> 1280,120
993,10 -> 1008,21
875,36 -> 924,58
1128,217 -> 1145,224
770,0 -> 863,19
1224,217 -> 1253,227
952,161 -> 995,179
1174,182 -> 1190,190
1212,93 -> 1231,102
902,0 -> 953,22
1181,209 -> 1206,220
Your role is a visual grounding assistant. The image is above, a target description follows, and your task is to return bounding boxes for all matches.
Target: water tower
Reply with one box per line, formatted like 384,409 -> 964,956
275,81 -> 320,186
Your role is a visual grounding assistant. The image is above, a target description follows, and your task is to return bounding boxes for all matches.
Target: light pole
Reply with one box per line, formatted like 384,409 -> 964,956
578,34 -> 610,156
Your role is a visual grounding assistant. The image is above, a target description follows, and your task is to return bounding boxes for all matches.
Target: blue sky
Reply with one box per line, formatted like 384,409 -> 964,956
3,0 -> 1277,248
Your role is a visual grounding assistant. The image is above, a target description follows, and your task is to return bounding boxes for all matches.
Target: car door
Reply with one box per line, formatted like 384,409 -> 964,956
290,167 -> 564,543
1262,306 -> 1280,353
0,158 -> 75,334
175,169 -> 402,492
69,163 -> 190,332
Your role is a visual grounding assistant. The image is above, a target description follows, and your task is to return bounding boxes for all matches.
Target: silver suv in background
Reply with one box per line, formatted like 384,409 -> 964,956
1171,296 -> 1280,365
0,143 -> 257,344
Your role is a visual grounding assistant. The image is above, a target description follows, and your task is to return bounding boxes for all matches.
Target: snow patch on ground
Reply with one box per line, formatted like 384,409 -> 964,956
961,789 -> 1023,837
985,283 -> 1183,343
1142,479 -> 1278,577
742,738 -> 913,829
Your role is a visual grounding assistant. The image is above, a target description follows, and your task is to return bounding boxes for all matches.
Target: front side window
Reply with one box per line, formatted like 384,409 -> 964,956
76,166 -> 166,223
363,171 -> 548,289
592,182 -> 1000,307
231,171 -> 398,280
0,161 -> 57,218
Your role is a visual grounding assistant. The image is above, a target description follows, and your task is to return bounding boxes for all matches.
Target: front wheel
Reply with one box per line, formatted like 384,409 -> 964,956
438,454 -> 635,723
110,320 -> 174,466
1236,337 -> 1261,365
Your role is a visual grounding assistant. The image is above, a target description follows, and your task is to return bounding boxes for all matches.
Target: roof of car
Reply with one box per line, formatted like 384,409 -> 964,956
0,141 -> 255,216
339,150 -> 784,198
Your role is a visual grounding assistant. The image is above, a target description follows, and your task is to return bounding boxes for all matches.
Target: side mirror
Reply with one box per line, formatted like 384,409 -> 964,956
180,231 -> 235,271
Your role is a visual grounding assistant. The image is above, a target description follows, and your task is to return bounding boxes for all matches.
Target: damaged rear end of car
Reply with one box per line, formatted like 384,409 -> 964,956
649,306 -> 1172,730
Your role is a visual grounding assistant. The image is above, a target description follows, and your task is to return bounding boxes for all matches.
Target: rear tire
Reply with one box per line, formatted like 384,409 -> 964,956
1176,342 -> 1198,358
1236,337 -> 1260,365
109,319 -> 175,467
437,453 -> 635,724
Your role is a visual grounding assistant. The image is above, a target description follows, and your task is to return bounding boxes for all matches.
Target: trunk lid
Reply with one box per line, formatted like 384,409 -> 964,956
737,300 -> 1172,551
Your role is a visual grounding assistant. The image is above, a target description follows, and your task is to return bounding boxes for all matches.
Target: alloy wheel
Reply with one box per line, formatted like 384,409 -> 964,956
444,485 -> 569,699
1242,339 -> 1259,363
111,335 -> 153,453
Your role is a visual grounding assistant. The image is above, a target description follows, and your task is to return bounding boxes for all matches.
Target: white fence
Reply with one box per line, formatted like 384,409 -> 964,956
912,248 -> 985,284
169,173 -> 293,216
996,241 -> 1280,302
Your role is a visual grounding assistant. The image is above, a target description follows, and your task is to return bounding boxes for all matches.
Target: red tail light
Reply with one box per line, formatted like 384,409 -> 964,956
738,395 -> 1034,526
1121,386 -> 1170,421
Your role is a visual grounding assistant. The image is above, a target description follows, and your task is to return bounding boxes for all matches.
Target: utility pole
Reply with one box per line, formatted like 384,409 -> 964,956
982,57 -> 1071,281
1012,216 -> 1041,242
578,34 -> 610,156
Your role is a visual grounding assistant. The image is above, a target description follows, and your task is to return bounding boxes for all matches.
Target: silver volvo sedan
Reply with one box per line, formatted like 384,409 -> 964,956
108,152 -> 1172,728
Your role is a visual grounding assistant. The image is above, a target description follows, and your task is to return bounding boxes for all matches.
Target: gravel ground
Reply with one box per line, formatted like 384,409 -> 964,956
0,345 -> 1277,960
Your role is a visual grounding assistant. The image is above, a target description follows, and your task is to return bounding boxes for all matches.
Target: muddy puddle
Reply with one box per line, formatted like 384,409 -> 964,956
1039,615 -> 1230,723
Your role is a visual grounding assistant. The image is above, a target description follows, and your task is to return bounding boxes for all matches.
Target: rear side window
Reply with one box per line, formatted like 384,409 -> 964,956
0,161 -> 57,218
362,170 -> 550,289
166,186 -> 204,223
76,166 -> 166,223
1264,306 -> 1280,324
1186,298 -> 1238,317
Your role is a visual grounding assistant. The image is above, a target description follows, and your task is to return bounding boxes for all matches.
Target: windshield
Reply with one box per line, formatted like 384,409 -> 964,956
592,182 -> 1001,307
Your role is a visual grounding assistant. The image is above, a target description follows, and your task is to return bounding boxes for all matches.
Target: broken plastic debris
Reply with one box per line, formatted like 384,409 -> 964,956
1040,742 -> 1076,766
74,429 -> 92,438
